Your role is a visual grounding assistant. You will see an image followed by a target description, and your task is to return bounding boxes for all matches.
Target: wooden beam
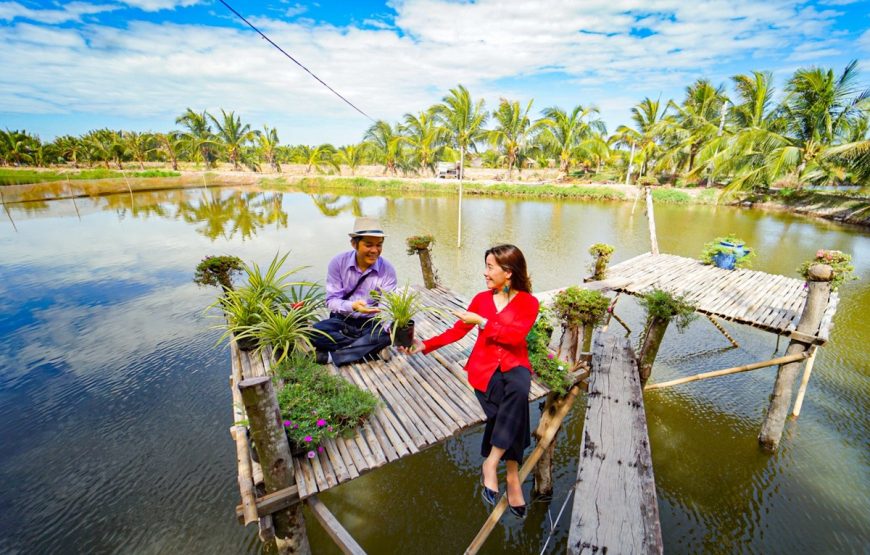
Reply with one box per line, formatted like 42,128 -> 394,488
235,485 -> 301,523
306,495 -> 367,555
644,352 -> 809,391
568,333 -> 662,555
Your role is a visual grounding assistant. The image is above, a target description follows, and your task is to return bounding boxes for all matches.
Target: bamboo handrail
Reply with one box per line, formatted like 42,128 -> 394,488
231,425 -> 260,526
465,383 -> 583,555
644,352 -> 810,391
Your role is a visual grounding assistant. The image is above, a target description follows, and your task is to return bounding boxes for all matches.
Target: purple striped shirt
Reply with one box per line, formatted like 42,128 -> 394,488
325,250 -> 398,317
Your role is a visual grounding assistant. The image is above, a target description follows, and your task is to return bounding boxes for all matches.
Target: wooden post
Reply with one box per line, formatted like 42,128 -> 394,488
592,254 -> 609,281
758,264 -> 832,452
645,186 -> 659,255
636,317 -> 669,386
534,323 -> 584,496
239,376 -> 311,554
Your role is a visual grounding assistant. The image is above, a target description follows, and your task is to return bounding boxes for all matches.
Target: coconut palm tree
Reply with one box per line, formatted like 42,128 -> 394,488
82,129 -> 116,169
154,132 -> 183,171
123,131 -> 155,170
400,110 -> 448,176
334,144 -> 367,176
488,98 -> 539,179
433,85 -> 488,180
538,105 -> 606,177
0,129 -> 37,166
257,126 -> 282,172
53,135 -> 84,168
611,97 -> 669,181
209,110 -> 258,171
364,120 -> 404,175
295,144 -> 337,174
176,108 -> 215,168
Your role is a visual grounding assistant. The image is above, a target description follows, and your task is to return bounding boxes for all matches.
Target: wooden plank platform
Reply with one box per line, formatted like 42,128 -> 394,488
604,253 -> 839,342
232,285 -> 549,500
568,333 -> 662,555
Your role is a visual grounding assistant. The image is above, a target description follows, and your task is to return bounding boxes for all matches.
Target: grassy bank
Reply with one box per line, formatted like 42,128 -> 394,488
0,168 -> 180,186
749,189 -> 870,226
265,176 -> 629,201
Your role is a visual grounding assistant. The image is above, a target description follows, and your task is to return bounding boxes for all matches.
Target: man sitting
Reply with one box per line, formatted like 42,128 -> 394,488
311,217 -> 397,365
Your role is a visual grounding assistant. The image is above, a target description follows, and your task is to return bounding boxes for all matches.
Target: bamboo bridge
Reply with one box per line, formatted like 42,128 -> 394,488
228,242 -> 839,553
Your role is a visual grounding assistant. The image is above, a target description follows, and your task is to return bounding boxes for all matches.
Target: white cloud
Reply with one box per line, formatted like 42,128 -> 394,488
0,0 -> 857,143
120,0 -> 201,11
0,1 -> 116,24
859,29 -> 870,52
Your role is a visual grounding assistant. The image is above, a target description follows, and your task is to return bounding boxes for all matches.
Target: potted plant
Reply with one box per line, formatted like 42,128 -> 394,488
588,243 -> 615,280
247,295 -> 329,364
798,249 -> 857,290
551,286 -> 611,359
212,286 -> 268,351
367,286 -> 441,348
701,235 -> 754,270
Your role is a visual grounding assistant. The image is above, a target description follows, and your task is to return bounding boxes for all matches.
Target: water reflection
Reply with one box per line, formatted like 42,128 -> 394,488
0,185 -> 867,554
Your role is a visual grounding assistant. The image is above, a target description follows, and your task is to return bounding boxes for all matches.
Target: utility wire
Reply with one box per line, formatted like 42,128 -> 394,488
216,0 -> 375,122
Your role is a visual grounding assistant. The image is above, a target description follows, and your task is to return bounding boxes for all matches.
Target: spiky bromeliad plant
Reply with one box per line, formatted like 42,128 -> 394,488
367,285 -> 443,347
242,293 -> 329,364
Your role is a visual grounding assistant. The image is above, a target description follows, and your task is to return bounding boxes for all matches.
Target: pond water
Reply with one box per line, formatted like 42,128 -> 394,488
0,185 -> 867,554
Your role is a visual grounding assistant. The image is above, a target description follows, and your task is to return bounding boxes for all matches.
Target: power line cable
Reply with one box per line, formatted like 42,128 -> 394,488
216,0 -> 376,122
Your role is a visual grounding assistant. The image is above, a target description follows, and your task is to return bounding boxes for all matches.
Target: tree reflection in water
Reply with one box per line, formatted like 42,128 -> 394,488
310,193 -> 362,218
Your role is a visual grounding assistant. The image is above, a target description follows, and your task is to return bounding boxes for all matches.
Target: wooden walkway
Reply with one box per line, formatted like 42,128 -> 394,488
603,253 -> 839,342
230,285 -> 549,500
568,333 -> 662,555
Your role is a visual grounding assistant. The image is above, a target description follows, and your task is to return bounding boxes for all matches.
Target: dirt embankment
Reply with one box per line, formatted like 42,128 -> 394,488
743,190 -> 870,228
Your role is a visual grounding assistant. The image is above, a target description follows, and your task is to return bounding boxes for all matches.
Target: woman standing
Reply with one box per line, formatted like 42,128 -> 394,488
404,244 -> 539,518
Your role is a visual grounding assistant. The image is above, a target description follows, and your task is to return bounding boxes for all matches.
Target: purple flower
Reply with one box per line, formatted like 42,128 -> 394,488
307,451 -> 316,459
293,424 -> 299,429
316,419 -> 327,427
304,435 -> 313,443
317,446 -> 325,453
283,420 -> 292,427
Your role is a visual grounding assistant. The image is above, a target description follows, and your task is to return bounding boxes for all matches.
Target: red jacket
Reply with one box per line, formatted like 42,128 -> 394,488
423,290 -> 540,392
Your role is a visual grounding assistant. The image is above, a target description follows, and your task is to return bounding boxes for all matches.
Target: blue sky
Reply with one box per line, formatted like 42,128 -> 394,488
1,0 -> 869,145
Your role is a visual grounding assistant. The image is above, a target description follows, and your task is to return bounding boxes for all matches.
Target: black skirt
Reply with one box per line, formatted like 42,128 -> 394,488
474,366 -> 531,463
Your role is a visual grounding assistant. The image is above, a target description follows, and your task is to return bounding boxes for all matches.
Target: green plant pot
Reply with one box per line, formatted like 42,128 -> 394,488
392,320 -> 415,348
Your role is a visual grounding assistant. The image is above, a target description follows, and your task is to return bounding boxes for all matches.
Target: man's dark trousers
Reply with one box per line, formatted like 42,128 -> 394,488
312,313 -> 391,365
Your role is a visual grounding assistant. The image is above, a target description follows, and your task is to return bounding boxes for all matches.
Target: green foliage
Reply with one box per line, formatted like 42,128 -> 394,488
798,249 -> 857,290
244,296 -> 329,364
552,287 -> 611,327
274,352 -> 380,453
193,255 -> 243,291
132,170 -> 180,177
637,289 -> 698,331
637,175 -> 659,187
588,243 -> 615,261
406,234 -> 435,254
525,309 -> 572,395
700,235 -> 755,268
368,285 -> 443,343
651,189 -> 692,204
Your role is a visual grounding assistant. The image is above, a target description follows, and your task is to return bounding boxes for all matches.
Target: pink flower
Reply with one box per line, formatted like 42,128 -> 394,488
293,424 -> 299,429
307,451 -> 316,459
547,353 -> 554,360
304,435 -> 313,443
291,301 -> 305,310
316,419 -> 327,427
283,420 -> 292,427
317,446 -> 325,453
327,426 -> 333,432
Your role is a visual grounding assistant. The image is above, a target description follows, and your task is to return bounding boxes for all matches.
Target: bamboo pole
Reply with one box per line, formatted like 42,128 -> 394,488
306,496 -> 366,555
791,346 -> 819,418
645,186 -> 659,255
232,426 -> 260,525
644,351 -> 809,391
759,264 -> 832,452
706,314 -> 739,348
457,150 -> 464,248
466,384 -> 583,555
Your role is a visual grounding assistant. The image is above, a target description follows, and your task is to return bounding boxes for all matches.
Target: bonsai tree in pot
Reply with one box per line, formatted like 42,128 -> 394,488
551,286 -> 611,364
587,243 -> 615,281
636,288 -> 697,385
367,285 -> 441,348
194,255 -> 243,292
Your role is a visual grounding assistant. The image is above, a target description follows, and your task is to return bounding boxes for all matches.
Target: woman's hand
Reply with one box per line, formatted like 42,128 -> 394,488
452,310 -> 485,326
398,338 -> 425,355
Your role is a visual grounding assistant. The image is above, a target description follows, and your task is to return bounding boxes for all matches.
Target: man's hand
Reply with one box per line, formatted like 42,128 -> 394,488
351,300 -> 380,314
452,310 -> 485,326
